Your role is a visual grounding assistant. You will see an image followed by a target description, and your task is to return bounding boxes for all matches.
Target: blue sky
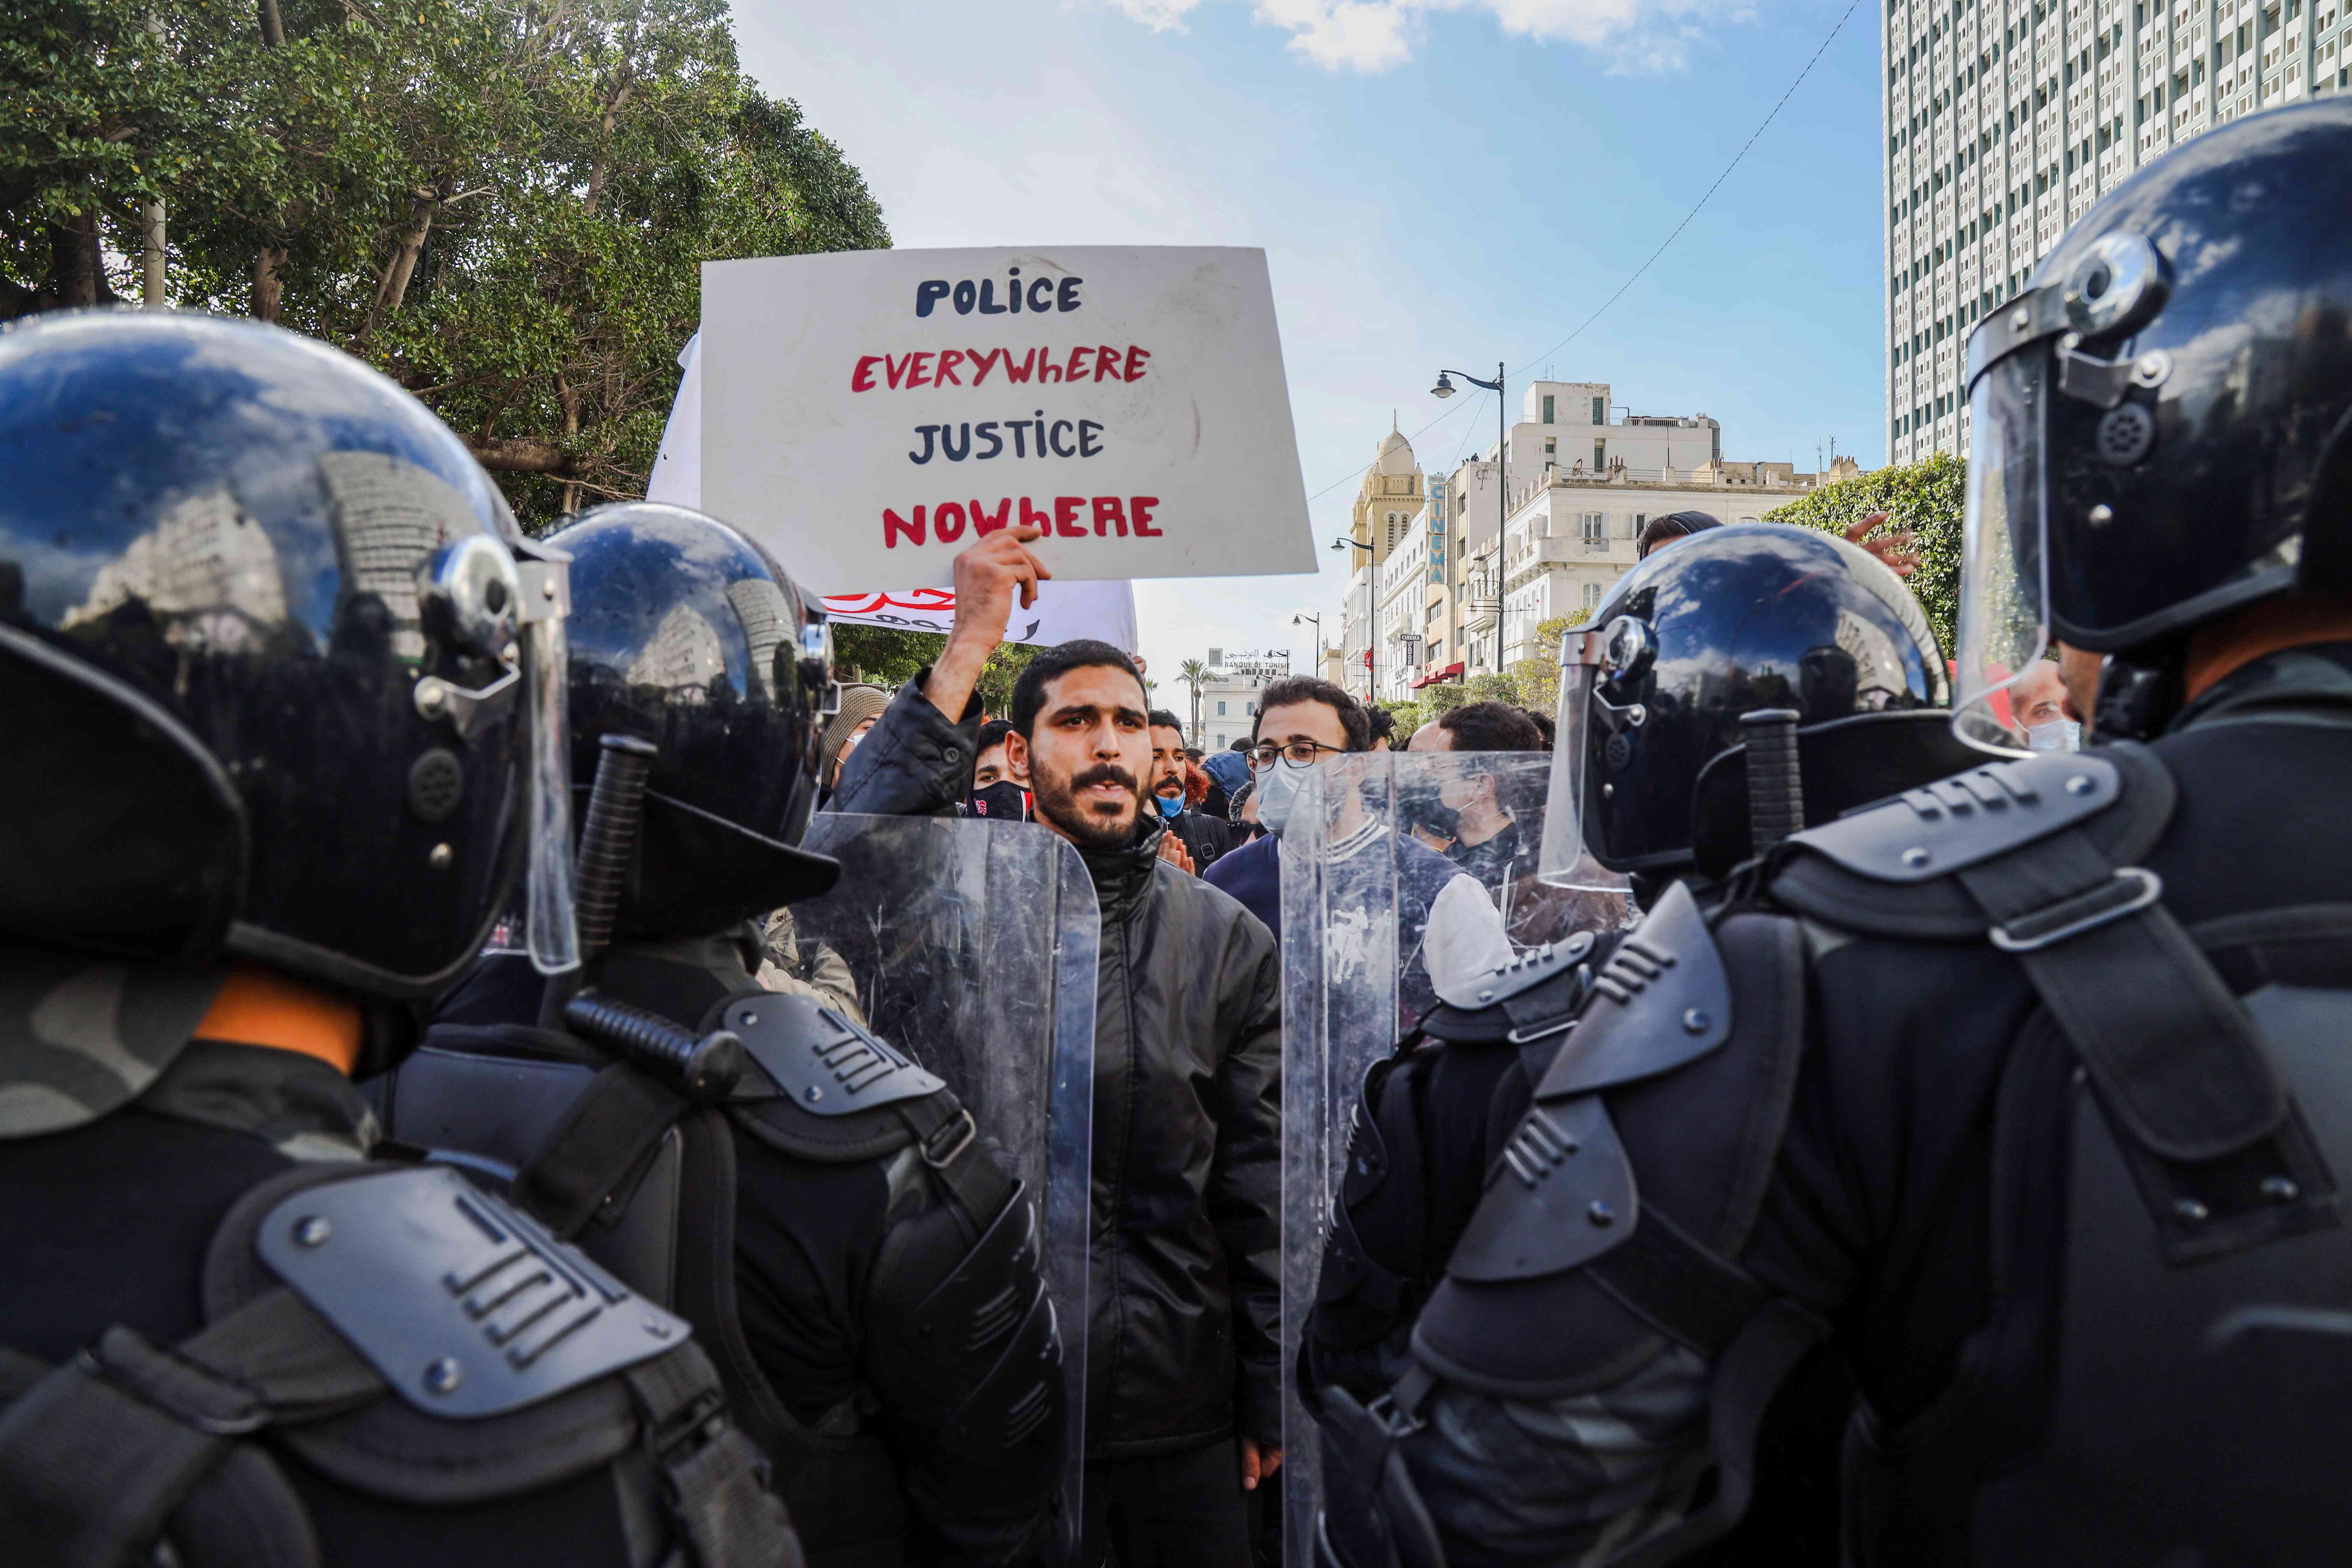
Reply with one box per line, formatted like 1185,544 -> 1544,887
731,0 -> 1888,686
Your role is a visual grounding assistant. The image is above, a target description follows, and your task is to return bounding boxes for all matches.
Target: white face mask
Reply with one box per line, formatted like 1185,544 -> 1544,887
2025,718 -> 2081,752
1255,761 -> 1306,835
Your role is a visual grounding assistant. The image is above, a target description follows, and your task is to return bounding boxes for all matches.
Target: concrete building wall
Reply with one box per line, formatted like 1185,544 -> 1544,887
1884,0 -> 2351,466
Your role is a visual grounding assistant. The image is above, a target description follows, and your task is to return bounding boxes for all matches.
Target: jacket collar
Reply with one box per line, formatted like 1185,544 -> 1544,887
2170,640 -> 2352,733
1076,817 -> 1167,918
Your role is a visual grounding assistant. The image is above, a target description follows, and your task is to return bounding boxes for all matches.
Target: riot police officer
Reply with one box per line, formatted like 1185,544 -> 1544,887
380,503 -> 1063,1567
1302,525 -> 1973,1563
0,312 -> 795,1566
1326,99 -> 2352,1568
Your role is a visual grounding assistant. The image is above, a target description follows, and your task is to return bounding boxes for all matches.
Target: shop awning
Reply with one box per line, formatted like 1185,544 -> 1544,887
1410,662 -> 1465,690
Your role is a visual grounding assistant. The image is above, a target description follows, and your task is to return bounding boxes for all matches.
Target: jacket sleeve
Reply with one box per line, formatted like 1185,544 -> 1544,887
827,670 -> 979,819
1208,908 -> 1286,1445
863,1160 -> 1060,1566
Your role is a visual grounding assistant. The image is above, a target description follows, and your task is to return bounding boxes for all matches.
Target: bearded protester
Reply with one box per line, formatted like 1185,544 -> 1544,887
830,533 -> 1285,1563
1148,708 -> 1236,875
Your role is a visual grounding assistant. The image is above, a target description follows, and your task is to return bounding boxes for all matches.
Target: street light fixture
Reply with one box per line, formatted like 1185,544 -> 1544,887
1433,360 -> 1508,559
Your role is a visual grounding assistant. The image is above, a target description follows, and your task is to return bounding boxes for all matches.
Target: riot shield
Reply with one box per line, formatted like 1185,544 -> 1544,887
1277,751 -> 1634,1566
792,813 -> 1098,1563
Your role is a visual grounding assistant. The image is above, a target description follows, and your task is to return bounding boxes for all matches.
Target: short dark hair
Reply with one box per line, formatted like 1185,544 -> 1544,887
1518,706 -> 1556,747
1437,701 -> 1544,753
1252,676 -> 1371,751
1229,737 -> 1250,751
1636,510 -> 1723,560
1364,706 -> 1395,742
1009,640 -> 1145,737
976,718 -> 1016,754
1147,708 -> 1186,734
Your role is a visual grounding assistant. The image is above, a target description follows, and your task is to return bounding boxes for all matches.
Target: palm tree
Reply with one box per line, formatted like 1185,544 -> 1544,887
1178,658 -> 1210,746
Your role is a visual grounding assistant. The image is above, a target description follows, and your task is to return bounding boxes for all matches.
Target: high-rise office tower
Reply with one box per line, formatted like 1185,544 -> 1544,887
1884,0 -> 2351,464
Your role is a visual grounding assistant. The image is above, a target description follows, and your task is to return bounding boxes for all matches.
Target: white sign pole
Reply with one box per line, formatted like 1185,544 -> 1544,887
699,246 -> 1315,592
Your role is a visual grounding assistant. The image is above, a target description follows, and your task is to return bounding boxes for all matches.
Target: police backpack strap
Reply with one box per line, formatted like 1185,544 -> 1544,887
1785,747 -> 2339,1261
0,1164 -> 796,1568
717,992 -> 1014,1227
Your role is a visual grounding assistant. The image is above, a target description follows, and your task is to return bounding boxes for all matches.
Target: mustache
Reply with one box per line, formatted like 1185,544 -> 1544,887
1070,763 -> 1140,794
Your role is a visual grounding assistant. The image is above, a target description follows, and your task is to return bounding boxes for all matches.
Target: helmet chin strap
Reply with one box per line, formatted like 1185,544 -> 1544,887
2091,644 -> 2186,742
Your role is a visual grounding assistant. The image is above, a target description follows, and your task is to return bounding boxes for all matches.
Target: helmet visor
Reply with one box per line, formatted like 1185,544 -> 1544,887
520,611 -> 580,974
1536,658 -> 1628,892
1954,351 -> 2049,756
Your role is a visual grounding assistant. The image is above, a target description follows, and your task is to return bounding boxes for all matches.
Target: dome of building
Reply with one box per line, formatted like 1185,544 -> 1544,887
1373,415 -> 1416,477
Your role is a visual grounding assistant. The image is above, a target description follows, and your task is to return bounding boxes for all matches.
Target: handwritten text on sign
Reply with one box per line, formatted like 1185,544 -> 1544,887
699,247 -> 1315,592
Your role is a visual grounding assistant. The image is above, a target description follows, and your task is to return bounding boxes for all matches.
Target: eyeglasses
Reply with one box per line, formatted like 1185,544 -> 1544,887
1246,739 -> 1350,772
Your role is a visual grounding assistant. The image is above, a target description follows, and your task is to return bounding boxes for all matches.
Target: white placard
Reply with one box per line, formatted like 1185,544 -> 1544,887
649,334 -> 1139,650
700,246 -> 1316,592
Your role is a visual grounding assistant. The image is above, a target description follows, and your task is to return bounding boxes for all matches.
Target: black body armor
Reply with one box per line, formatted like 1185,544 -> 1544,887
380,946 -> 1060,1568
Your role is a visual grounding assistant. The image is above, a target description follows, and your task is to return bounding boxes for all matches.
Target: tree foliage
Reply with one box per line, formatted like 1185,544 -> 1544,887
1765,452 -> 1966,659
833,626 -> 1038,718
1375,698 -> 1423,744
4,0 -> 889,529
1504,612 -> 1580,716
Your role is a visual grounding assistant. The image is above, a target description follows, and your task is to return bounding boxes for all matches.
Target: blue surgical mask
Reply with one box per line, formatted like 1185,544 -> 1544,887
1255,762 -> 1305,836
2026,718 -> 2081,752
1154,793 -> 1184,820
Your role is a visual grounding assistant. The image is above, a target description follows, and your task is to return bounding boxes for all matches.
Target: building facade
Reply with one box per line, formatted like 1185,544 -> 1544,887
1196,646 -> 1291,751
1884,0 -> 2352,465
1496,463 -> 1835,665
1338,420 -> 1426,700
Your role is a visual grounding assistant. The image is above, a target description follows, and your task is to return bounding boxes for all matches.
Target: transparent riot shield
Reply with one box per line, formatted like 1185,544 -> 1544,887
1278,751 -> 1635,1566
792,814 -> 1098,1563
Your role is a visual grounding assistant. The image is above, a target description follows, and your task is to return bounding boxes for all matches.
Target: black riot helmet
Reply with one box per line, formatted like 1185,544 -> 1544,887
1535,523 -> 1966,881
0,311 -> 577,1017
551,502 -> 841,936
1957,100 -> 2352,746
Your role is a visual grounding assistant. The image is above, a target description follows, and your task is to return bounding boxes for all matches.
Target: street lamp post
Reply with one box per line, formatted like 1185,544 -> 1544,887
1431,360 -> 1508,564
1329,536 -> 1376,702
1292,612 -> 1322,683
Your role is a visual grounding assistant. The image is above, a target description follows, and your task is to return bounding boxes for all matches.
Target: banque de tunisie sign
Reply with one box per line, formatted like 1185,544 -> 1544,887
699,246 -> 1316,591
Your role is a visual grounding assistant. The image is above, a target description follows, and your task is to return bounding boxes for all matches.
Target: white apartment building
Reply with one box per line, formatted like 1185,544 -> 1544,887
1497,463 -> 1836,665
1885,0 -> 2352,464
1196,647 -> 1291,750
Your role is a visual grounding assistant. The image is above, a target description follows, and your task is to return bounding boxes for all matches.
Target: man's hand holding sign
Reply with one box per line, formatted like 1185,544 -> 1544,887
700,246 -> 1315,592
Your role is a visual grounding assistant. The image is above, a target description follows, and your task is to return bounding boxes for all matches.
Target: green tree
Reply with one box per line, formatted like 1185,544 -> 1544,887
1462,671 -> 1520,707
833,626 -> 1038,718
1376,699 -> 1423,744
1422,684 -> 1470,718
1178,658 -> 1209,743
4,0 -> 889,529
1765,452 -> 1965,658
1505,612 -> 1583,716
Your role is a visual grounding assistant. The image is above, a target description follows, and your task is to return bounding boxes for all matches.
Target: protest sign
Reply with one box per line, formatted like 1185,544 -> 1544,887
699,246 -> 1316,591
650,334 -> 1139,650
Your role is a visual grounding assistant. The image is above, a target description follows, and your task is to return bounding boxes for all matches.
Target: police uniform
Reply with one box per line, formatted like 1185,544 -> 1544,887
378,504 -> 1062,1568
1335,101 -> 2352,1568
0,314 -> 792,1568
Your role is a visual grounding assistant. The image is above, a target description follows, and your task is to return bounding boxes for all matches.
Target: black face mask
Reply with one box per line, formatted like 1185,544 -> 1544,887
966,781 -> 1029,821
1397,779 -> 1460,840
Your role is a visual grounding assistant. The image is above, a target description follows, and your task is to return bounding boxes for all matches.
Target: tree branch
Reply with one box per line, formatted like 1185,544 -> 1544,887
463,435 -> 574,475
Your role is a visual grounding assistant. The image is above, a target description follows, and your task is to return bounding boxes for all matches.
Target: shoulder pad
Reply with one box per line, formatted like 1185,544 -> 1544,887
1530,880 -> 1730,1100
256,1165 -> 686,1419
1445,1093 -> 1637,1283
1435,930 -> 1598,1010
721,992 -> 946,1115
1787,752 -> 2121,884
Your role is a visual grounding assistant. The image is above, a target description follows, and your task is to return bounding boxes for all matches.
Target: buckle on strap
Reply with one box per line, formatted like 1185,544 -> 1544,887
79,1328 -> 268,1436
1989,867 -> 2164,953
920,1108 -> 978,1169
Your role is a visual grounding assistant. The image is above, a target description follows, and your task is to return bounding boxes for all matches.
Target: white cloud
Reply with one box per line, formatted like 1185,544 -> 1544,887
1103,0 -> 1729,75
1254,0 -> 1417,70
1104,0 -> 1212,29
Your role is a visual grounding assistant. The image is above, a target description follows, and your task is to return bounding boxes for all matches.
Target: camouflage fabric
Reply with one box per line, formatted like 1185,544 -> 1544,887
1396,1344 -> 1713,1566
0,949 -> 223,1138
138,1039 -> 377,1163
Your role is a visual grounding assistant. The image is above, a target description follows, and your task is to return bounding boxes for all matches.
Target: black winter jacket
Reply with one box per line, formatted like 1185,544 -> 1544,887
833,682 -> 1286,1456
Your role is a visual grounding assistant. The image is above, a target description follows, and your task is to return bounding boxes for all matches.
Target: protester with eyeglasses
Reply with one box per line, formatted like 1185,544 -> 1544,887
1204,678 -> 1507,1025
